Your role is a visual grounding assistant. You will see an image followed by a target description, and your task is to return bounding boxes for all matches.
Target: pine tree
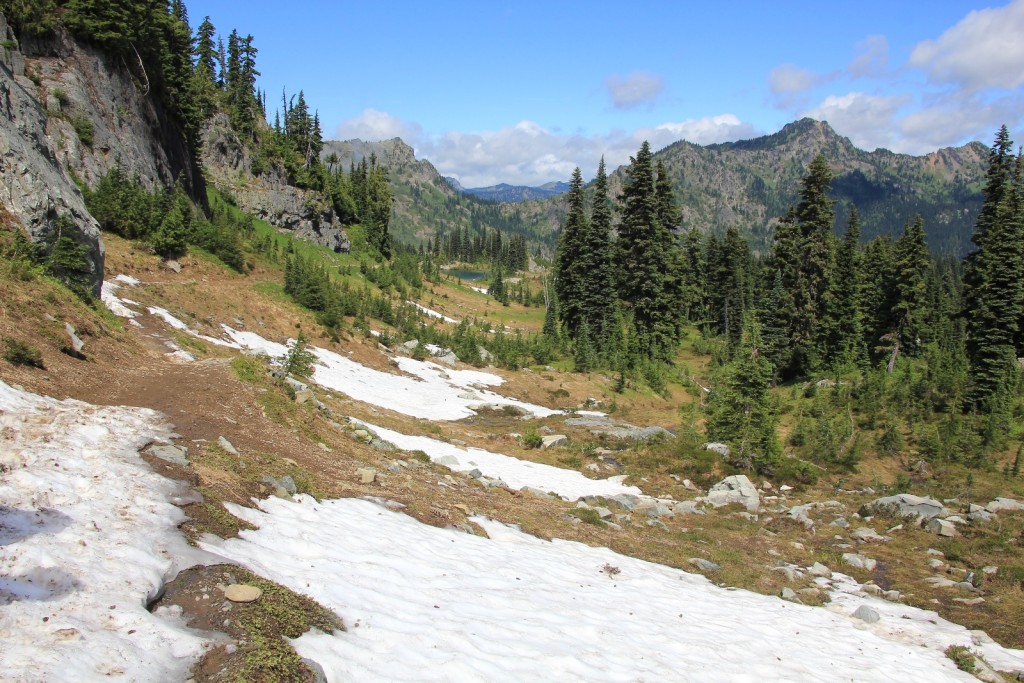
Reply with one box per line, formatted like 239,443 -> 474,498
582,158 -> 616,343
826,205 -> 867,369
705,318 -> 781,473
617,141 -> 680,360
892,216 -> 930,357
772,154 -> 836,377
963,126 -> 1024,405
554,167 -> 589,337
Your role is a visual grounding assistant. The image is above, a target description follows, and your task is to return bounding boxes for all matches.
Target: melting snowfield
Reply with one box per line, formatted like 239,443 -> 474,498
4,381 -> 1024,681
219,327 -> 560,420
353,418 -> 641,500
0,382 -> 209,681
205,494 -> 1019,683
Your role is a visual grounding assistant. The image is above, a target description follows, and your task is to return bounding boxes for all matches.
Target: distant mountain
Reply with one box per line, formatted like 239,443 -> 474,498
513,119 -> 987,255
325,120 -> 989,255
321,139 -> 557,247
453,181 -> 572,203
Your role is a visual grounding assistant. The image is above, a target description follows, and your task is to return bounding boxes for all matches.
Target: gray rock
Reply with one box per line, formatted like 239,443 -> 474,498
607,494 -> 638,512
523,487 -> 555,500
689,558 -> 721,572
967,509 -> 994,523
986,497 -> 1024,513
852,605 -> 880,623
146,444 -> 188,466
851,527 -> 886,543
284,376 -> 309,393
593,507 -> 613,520
294,389 -> 314,404
277,475 -> 297,495
435,351 -> 459,367
703,474 -> 760,512
672,500 -> 704,515
925,518 -> 958,537
842,553 -> 877,571
780,587 -> 800,602
646,519 -> 669,531
218,436 -> 239,455
369,438 -> 396,452
704,442 -> 731,457
0,41 -> 103,295
883,590 -> 901,602
434,455 -> 459,467
165,259 -> 182,273
808,562 -> 832,578
205,115 -> 349,253
302,658 -> 328,683
863,494 -> 947,520
64,323 -> 85,355
540,434 -> 568,449
467,468 -> 482,479
356,468 -> 377,484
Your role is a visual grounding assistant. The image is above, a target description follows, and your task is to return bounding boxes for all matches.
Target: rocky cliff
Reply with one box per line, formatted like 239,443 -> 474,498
24,25 -> 203,198
0,14 -> 102,295
203,114 -> 350,252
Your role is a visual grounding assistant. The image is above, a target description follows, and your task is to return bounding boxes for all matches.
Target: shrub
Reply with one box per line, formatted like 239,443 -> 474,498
944,645 -> 976,673
278,331 -> 317,378
3,338 -> 44,368
71,112 -> 94,147
520,429 -> 543,449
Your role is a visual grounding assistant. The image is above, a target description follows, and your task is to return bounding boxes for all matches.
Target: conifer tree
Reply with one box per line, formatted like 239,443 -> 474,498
705,318 -> 781,473
582,158 -> 616,343
554,167 -> 589,337
826,205 -> 867,369
772,154 -> 836,377
892,216 -> 930,356
617,142 -> 680,360
963,126 -> 1024,405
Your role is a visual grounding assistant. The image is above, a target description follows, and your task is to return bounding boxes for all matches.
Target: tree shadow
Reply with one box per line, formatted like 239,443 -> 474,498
0,505 -> 72,546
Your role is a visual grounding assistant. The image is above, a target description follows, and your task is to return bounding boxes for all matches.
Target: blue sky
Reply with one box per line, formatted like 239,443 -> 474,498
187,1 -> 1024,186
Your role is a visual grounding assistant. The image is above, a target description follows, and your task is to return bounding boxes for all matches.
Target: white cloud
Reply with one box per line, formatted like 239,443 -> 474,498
606,71 -> 664,109
768,64 -> 838,107
909,0 -> 1024,91
801,92 -> 912,151
332,113 -> 754,188
848,35 -> 889,79
334,108 -> 422,142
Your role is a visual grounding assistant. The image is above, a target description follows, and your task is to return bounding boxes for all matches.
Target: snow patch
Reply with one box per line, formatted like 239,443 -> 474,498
406,300 -> 460,324
0,382 -> 211,681
353,418 -> 641,500
221,327 -> 560,420
204,495 -> 1004,682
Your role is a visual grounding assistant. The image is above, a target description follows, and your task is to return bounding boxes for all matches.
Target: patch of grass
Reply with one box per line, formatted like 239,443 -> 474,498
174,332 -> 207,356
409,449 -> 432,464
557,455 -> 583,469
231,354 -> 267,384
3,337 -> 44,368
223,566 -> 344,683
570,507 -> 607,527
943,645 -> 976,673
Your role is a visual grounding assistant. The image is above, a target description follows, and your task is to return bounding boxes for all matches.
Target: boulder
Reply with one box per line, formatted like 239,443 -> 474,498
862,494 -> 946,520
852,605 -> 880,623
218,436 -> 239,455
224,584 -> 262,603
703,442 -> 731,457
851,527 -> 886,543
703,475 -> 760,512
986,497 -> 1024,513
540,434 -> 568,449
689,558 -> 720,572
842,553 -> 877,571
926,518 -> 958,537
146,444 -> 188,466
64,323 -> 85,356
356,468 -> 377,484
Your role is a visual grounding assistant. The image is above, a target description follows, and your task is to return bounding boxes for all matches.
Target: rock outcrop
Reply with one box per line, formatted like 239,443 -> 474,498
27,25 -> 203,198
0,15 -> 102,295
203,114 -> 350,253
